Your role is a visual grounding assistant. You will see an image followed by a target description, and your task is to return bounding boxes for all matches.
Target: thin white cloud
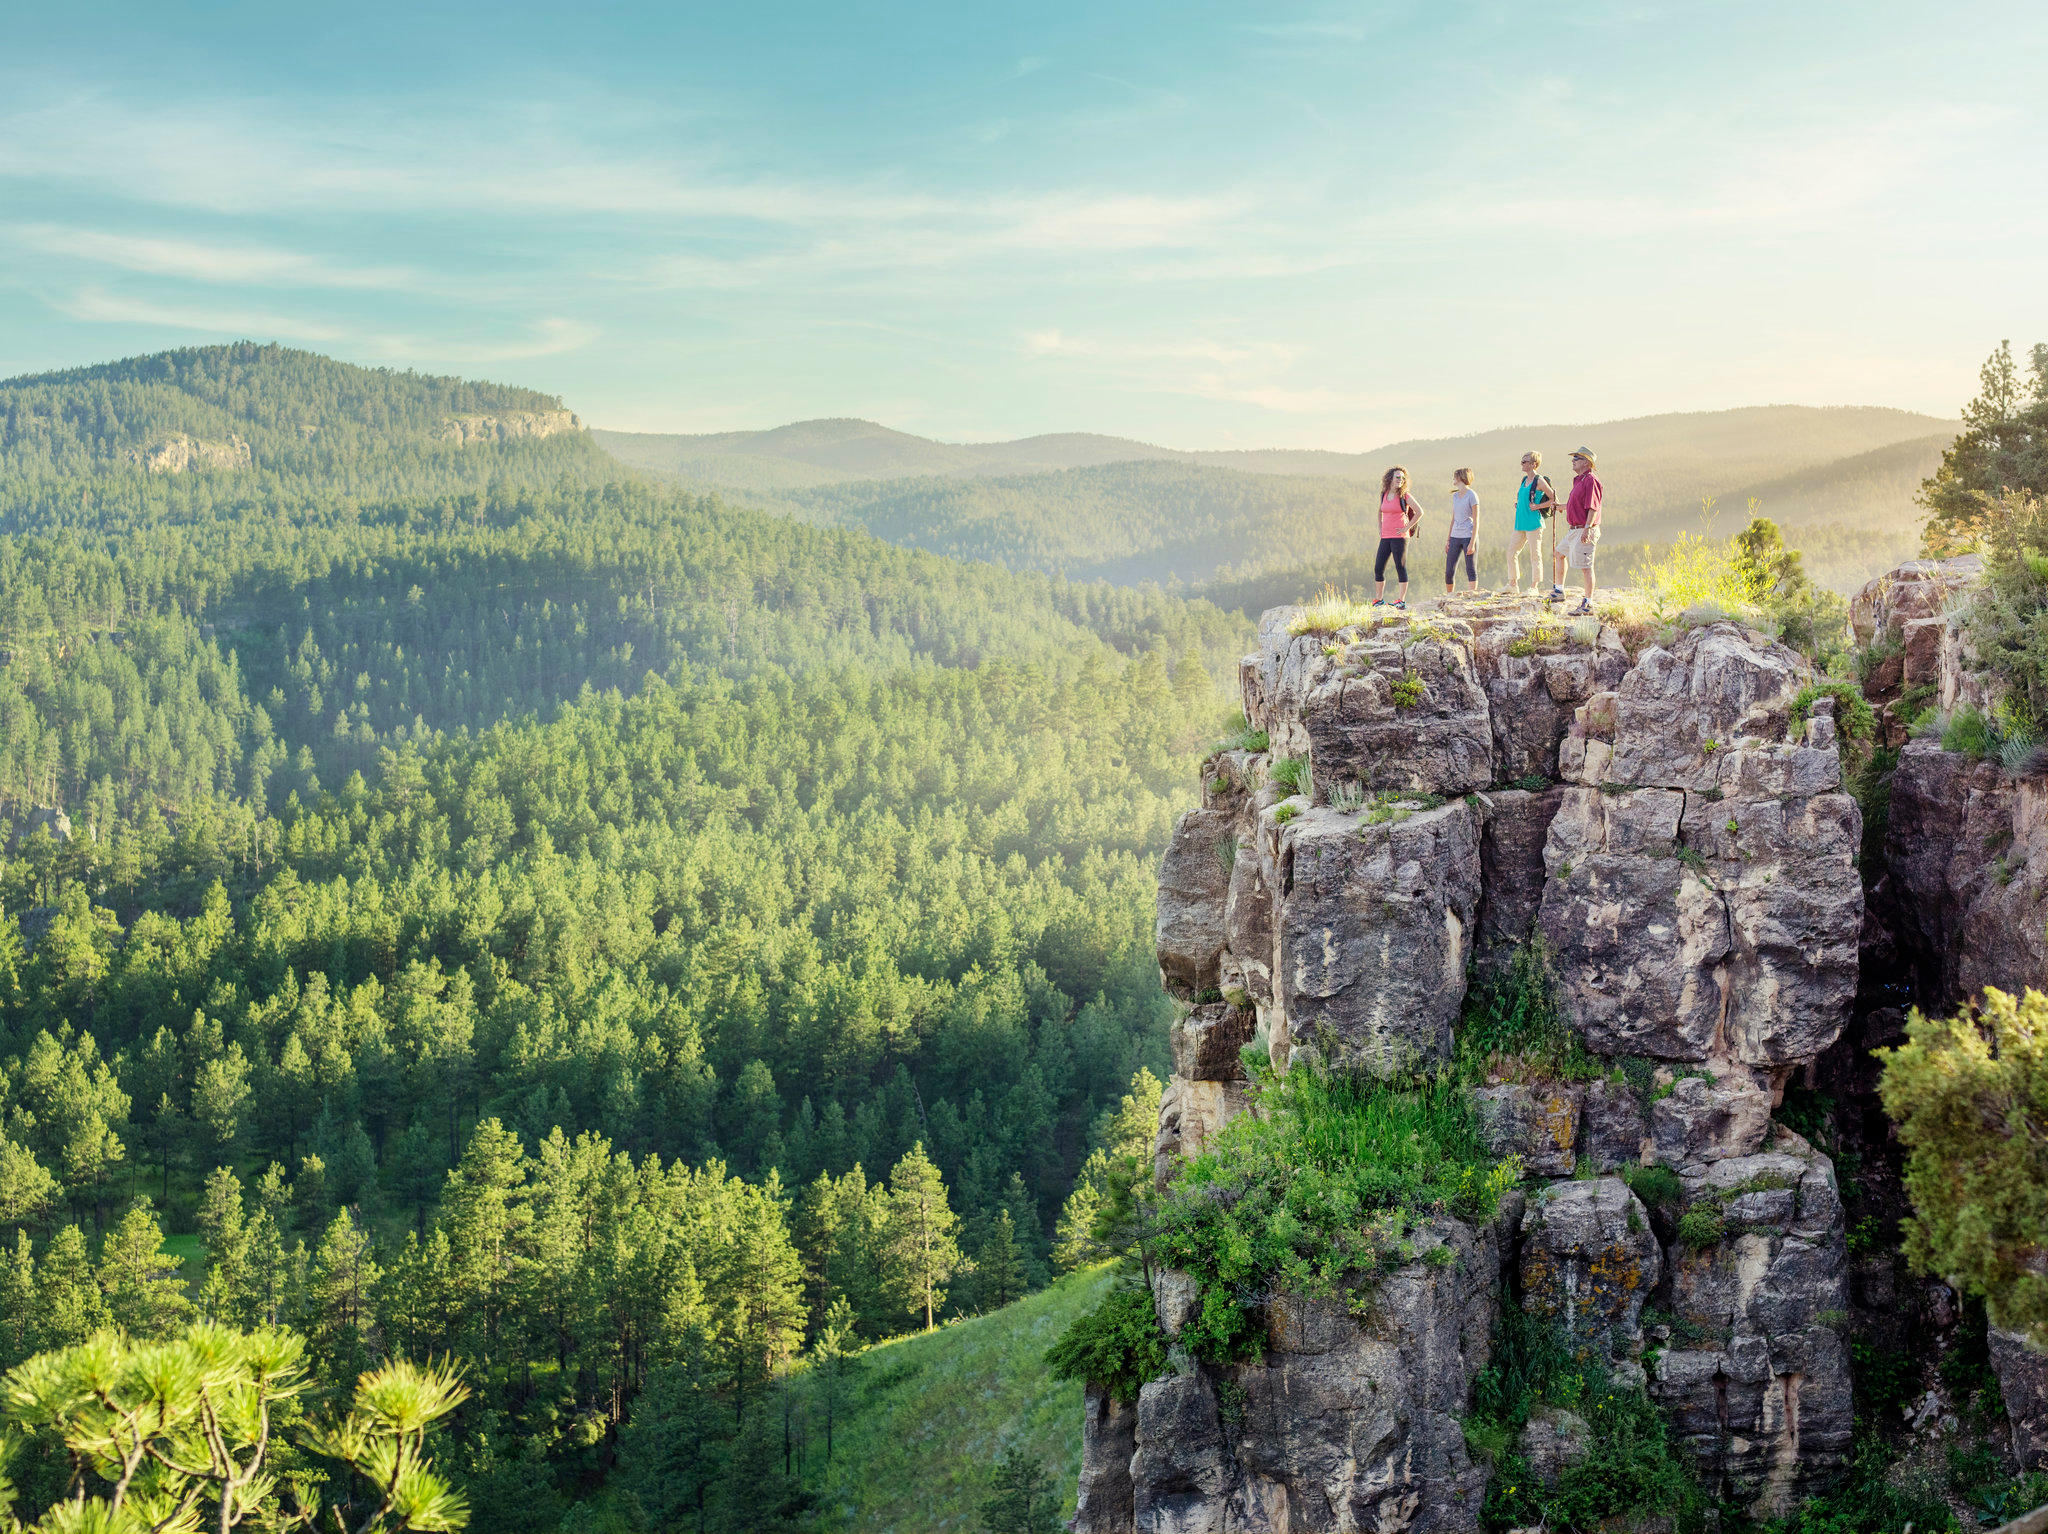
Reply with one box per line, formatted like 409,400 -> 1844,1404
55,287 -> 350,341
49,287 -> 594,365
10,223 -> 420,291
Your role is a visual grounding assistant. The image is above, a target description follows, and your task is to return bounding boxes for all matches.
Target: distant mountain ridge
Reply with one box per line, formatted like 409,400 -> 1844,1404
597,403 -> 1950,488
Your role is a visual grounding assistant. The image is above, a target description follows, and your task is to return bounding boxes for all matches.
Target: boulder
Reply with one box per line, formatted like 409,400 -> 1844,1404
1074,1385 -> 1139,1533
1302,627 -> 1494,796
1472,613 -> 1632,782
1473,786 -> 1565,977
1274,801 -> 1481,1074
1158,807 -> 1237,997
1541,625 -> 1861,1072
1538,788 -> 1729,1060
1580,1077 -> 1650,1172
1653,1142 -> 1853,1516
1650,1074 -> 1773,1168
1520,1177 -> 1662,1361
1901,616 -> 1946,689
1127,1218 -> 1502,1534
1990,1325 -> 2048,1471
1172,1004 -> 1256,1082
1472,1082 -> 1583,1178
1222,827 -> 1277,1007
1242,609 -> 1330,758
1153,1077 -> 1255,1188
1850,555 -> 1982,647
1518,1407 -> 1592,1485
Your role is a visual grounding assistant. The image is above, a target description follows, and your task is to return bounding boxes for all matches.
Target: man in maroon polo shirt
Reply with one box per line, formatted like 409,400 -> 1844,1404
1554,447 -> 1603,614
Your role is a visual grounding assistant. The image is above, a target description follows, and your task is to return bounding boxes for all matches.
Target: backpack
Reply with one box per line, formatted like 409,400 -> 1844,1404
1528,474 -> 1557,518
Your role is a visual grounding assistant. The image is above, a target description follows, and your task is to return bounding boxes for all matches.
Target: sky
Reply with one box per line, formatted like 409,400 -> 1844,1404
1,0 -> 2043,450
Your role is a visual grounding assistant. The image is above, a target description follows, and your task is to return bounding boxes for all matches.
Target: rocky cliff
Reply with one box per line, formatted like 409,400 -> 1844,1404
439,409 -> 582,446
126,433 -> 253,473
1082,588 -> 1969,1531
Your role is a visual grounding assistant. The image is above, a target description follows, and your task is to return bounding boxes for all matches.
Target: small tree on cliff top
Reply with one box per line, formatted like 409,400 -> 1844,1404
1921,339 -> 2048,557
1879,986 -> 2048,1344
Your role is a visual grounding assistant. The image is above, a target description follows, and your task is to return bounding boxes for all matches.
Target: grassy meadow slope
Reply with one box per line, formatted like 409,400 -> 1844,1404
598,406 -> 1950,593
806,1267 -> 1113,1532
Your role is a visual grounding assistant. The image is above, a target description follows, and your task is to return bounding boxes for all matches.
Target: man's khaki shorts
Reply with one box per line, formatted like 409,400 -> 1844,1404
1560,524 -> 1598,572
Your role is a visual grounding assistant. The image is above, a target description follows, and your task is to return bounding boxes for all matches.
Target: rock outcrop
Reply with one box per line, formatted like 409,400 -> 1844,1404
1121,1219 -> 1504,1534
1090,594 -> 1864,1530
440,409 -> 582,446
1989,1326 -> 2048,1472
127,434 -> 252,473
1651,1135 -> 1855,1513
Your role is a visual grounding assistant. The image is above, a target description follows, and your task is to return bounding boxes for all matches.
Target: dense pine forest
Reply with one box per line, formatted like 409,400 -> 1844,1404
0,344 -> 1249,1532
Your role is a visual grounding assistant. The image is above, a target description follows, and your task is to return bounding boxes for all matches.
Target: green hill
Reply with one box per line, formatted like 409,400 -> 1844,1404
804,1267 -> 1112,1531
0,341 -> 607,504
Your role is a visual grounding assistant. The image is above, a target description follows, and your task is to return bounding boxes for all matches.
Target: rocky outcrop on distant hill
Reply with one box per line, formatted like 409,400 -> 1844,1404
1100,594 -> 1865,1529
127,434 -> 252,473
440,409 -> 582,446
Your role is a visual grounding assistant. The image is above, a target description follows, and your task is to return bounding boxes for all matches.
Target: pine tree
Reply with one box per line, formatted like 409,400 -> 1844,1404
0,1132 -> 58,1228
808,1295 -> 863,1464
979,1444 -> 1060,1534
1052,1177 -> 1105,1273
197,1164 -> 252,1323
884,1142 -> 965,1331
34,1223 -> 112,1352
305,1207 -> 382,1382
975,1210 -> 1026,1311
97,1199 -> 193,1339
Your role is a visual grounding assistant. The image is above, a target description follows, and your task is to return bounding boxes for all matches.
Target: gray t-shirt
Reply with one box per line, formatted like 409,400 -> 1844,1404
1450,487 -> 1478,538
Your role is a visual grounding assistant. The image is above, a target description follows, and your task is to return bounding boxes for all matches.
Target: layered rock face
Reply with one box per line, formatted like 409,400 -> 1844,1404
1855,557 -> 2048,1471
1106,598 -> 1864,1529
1108,1221 -> 1504,1534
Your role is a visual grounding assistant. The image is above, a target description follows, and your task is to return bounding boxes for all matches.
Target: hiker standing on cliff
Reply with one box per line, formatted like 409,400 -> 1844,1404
1445,468 -> 1481,597
1372,465 -> 1423,609
1511,451 -> 1554,594
1555,446 -> 1603,615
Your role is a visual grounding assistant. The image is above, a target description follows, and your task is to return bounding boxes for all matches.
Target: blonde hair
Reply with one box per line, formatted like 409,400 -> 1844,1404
1453,468 -> 1473,486
1522,450 -> 1543,467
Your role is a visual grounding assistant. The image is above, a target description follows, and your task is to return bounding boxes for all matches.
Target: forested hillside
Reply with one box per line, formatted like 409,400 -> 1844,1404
604,406 -> 1951,593
0,346 -> 1246,1533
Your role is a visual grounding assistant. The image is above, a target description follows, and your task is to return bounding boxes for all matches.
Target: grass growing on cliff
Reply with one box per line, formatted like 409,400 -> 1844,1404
1458,944 -> 1600,1084
1468,1300 -> 1706,1534
1151,1066 -> 1517,1364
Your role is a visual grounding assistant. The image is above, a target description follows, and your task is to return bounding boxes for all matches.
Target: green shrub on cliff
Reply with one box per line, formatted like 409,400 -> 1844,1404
1878,986 -> 2048,1345
1151,1067 -> 1516,1363
1043,1282 -> 1170,1403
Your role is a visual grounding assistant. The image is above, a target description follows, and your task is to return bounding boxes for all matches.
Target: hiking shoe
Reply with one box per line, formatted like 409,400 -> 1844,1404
1393,599 -> 1407,609
1570,601 -> 1594,616
1371,597 -> 1385,607
1547,586 -> 1565,602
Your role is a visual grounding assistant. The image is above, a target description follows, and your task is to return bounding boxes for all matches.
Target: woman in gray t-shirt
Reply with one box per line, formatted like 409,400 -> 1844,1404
1444,469 -> 1480,596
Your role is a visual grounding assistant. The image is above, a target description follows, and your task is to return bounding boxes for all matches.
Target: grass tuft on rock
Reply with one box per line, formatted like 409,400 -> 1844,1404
1152,1065 -> 1517,1365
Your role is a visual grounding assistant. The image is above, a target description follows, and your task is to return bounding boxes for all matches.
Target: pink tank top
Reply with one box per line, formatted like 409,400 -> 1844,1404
1380,493 -> 1409,539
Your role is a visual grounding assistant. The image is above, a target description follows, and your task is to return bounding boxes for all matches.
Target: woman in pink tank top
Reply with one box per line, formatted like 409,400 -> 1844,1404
1373,465 -> 1422,608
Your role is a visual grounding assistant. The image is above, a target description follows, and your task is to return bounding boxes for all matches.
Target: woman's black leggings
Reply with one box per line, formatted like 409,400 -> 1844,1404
1374,536 -> 1408,583
1445,535 -> 1476,585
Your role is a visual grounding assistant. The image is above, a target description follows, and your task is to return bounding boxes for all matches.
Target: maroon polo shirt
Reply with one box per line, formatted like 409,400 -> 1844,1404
1565,471 -> 1603,528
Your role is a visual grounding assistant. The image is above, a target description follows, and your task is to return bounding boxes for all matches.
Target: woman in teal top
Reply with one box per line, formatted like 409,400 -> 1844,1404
1510,450 -> 1555,594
